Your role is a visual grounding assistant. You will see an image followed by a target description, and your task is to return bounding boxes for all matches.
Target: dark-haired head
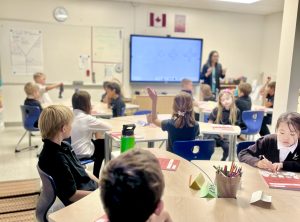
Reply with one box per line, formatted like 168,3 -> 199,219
72,90 -> 92,114
106,82 -> 121,96
276,112 -> 300,146
100,149 -> 164,222
207,50 -> 219,66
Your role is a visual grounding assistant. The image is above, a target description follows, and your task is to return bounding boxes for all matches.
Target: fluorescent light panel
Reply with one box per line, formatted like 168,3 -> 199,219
217,0 -> 260,4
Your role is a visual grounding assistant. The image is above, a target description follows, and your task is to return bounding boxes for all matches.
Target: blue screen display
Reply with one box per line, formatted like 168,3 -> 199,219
130,35 -> 203,83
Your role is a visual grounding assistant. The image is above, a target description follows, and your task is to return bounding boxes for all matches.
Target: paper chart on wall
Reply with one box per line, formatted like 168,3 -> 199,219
9,28 -> 43,75
92,27 -> 123,63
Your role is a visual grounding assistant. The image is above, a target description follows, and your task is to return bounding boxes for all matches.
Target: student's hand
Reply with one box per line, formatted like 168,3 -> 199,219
256,158 -> 274,171
266,76 -> 271,83
147,88 -> 158,102
272,162 -> 283,172
146,113 -> 153,124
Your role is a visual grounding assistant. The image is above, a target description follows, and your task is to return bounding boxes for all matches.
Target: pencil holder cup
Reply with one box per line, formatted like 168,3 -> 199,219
215,172 -> 241,198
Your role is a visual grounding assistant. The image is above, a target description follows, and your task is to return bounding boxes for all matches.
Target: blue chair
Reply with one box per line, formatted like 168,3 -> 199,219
241,111 -> 264,140
36,165 -> 64,222
134,110 -> 151,115
121,106 -> 126,116
172,140 -> 215,161
15,105 -> 41,152
203,113 -> 210,123
236,141 -> 255,156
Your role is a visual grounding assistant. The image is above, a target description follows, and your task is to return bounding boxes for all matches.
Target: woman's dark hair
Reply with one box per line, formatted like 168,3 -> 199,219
72,90 -> 92,114
106,82 -> 122,95
276,112 -> 300,134
103,81 -> 110,89
206,50 -> 219,66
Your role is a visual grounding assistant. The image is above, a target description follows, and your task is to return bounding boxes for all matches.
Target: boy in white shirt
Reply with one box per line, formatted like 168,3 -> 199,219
33,72 -> 62,104
71,90 -> 112,177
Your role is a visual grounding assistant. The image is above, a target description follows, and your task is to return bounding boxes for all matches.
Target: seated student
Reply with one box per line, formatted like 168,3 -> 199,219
24,82 -> 42,127
235,82 -> 252,129
106,82 -> 125,117
38,105 -> 98,206
33,72 -> 62,104
101,81 -> 110,103
238,112 -> 300,172
259,81 -> 276,136
205,89 -> 241,161
71,91 -> 112,178
100,148 -> 172,222
181,78 -> 193,95
147,88 -> 199,152
200,84 -> 215,101
24,82 -> 42,110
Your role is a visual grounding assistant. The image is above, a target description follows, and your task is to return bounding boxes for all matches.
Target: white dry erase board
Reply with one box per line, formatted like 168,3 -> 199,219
0,20 -> 123,85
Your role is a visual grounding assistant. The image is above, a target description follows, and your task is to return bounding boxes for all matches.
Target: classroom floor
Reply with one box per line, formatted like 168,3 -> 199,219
0,126 -> 226,182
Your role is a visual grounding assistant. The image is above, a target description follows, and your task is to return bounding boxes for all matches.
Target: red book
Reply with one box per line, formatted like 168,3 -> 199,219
260,170 -> 300,190
158,158 -> 180,171
212,126 -> 234,131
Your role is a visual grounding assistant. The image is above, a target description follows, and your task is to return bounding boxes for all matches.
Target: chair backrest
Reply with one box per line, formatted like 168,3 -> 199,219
36,165 -> 58,222
172,140 -> 215,161
20,105 -> 41,131
242,111 -> 264,134
236,141 -> 255,155
133,110 -> 151,116
203,113 -> 210,123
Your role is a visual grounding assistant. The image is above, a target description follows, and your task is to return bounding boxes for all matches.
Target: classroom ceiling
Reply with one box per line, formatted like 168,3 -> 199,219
109,0 -> 284,15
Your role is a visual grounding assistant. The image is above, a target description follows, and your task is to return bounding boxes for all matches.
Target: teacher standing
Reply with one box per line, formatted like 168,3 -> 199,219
201,50 -> 226,94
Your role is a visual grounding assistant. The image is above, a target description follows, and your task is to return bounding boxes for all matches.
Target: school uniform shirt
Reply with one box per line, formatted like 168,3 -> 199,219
161,119 -> 199,152
266,94 -> 274,108
110,96 -> 125,117
38,139 -> 98,206
24,98 -> 43,111
238,134 -> 300,172
71,109 -> 112,158
36,83 -> 52,104
209,107 -> 241,125
235,96 -> 252,114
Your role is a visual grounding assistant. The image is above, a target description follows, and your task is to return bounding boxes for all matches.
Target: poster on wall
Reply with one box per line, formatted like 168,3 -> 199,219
174,15 -> 186,33
9,28 -> 43,75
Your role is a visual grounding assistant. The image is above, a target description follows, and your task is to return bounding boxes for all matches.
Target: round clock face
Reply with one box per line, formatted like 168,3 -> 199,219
53,7 -> 68,22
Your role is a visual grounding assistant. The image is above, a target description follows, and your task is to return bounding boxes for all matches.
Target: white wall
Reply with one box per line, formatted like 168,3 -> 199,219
259,12 -> 283,80
0,0 -> 283,123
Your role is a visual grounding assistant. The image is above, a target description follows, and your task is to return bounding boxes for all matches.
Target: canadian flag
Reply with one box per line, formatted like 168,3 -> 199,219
149,12 -> 167,27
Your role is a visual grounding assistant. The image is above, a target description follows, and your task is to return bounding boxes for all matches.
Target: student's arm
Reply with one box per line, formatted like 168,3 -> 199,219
69,190 -> 93,202
264,99 -> 273,108
147,88 -> 162,127
238,137 -> 273,170
45,83 -> 62,91
85,169 -> 100,183
88,116 -> 112,132
208,108 -> 217,124
259,77 -> 271,96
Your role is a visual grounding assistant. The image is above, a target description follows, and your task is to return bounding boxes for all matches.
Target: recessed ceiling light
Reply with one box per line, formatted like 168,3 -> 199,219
217,0 -> 260,4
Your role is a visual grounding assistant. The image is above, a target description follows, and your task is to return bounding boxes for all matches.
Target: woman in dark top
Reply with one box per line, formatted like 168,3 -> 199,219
201,51 -> 226,94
